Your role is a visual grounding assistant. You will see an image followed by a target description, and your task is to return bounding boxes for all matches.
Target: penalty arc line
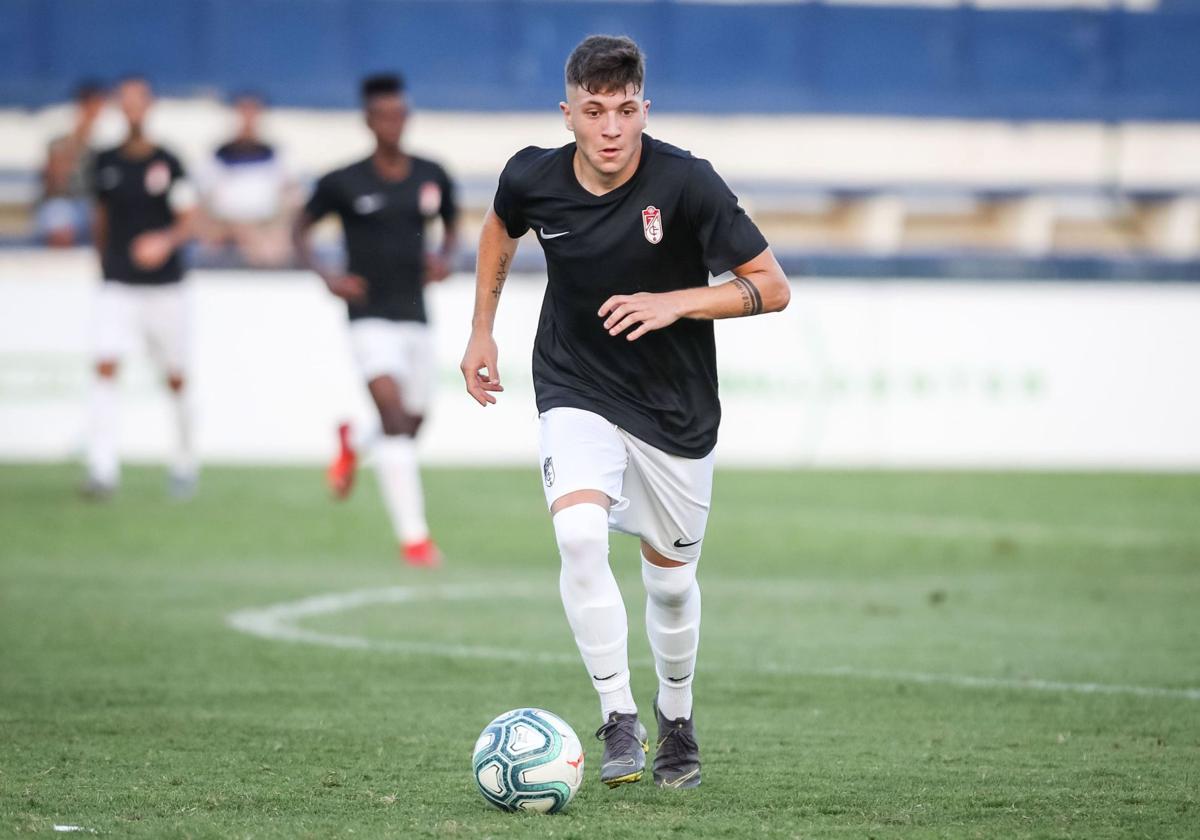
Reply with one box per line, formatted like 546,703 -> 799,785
225,584 -> 1200,703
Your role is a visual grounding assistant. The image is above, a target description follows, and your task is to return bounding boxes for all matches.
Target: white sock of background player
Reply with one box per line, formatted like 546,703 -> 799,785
86,376 -> 120,486
642,555 -> 701,722
374,435 -> 429,545
169,387 -> 197,479
554,503 -> 636,721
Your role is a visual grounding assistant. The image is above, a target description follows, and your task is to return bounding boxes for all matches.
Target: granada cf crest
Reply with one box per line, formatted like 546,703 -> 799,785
642,205 -> 663,244
419,181 -> 442,217
145,160 -> 171,196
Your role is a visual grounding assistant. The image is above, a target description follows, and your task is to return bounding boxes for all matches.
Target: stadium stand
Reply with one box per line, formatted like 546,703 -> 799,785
1,0 -> 1198,276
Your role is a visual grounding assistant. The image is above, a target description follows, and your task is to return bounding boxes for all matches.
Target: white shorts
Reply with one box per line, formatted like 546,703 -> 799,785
348,318 -> 433,414
93,280 -> 192,375
538,407 -> 715,563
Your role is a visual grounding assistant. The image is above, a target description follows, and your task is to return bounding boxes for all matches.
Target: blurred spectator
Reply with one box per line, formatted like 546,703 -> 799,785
35,80 -> 107,246
197,92 -> 297,267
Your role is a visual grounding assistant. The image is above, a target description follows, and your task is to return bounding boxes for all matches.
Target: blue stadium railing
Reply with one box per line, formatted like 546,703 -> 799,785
2,0 -> 1199,120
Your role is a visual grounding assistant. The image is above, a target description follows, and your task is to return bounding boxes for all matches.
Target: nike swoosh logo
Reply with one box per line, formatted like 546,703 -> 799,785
673,537 -> 702,548
593,672 -> 619,681
666,673 -> 692,683
539,228 -> 570,239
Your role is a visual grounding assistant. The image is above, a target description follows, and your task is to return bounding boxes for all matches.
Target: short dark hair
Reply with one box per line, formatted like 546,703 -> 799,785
361,73 -> 406,102
74,79 -> 106,103
565,35 -> 645,95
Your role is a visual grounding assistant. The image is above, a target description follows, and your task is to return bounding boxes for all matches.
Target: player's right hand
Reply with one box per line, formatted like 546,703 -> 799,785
130,230 -> 175,270
460,331 -> 504,406
327,274 -> 368,304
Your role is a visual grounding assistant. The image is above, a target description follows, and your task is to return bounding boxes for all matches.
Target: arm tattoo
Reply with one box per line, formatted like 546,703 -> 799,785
731,276 -> 764,316
491,253 -> 509,299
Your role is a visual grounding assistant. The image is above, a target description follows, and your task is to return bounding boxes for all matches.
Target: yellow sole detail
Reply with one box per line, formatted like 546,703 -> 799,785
603,770 -> 644,788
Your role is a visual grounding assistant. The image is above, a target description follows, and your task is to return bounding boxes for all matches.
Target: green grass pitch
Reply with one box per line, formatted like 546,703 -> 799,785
2,464 -> 1198,838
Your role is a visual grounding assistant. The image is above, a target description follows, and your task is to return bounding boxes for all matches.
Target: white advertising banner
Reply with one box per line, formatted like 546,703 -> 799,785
1,250 -> 1198,469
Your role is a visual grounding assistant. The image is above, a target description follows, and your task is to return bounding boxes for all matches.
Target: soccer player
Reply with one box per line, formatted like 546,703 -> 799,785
294,73 -> 458,568
460,35 -> 789,789
85,76 -> 198,499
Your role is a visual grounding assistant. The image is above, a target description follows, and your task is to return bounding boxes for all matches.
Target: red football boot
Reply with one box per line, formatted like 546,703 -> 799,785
327,422 -> 357,500
402,537 -> 442,568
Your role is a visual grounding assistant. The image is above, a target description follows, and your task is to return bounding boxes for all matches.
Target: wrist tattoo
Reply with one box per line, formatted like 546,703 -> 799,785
731,276 -> 764,316
491,253 -> 509,299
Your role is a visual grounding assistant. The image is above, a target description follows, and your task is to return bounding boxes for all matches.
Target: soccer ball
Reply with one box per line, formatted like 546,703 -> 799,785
472,708 -> 585,813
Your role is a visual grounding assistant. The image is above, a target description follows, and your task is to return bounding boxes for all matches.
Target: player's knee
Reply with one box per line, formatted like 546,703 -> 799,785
96,360 -> 118,378
552,503 -> 610,569
642,557 -> 698,609
166,373 -> 185,392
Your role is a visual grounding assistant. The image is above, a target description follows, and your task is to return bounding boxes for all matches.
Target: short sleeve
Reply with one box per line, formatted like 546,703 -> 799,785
436,165 -> 459,227
164,152 -> 197,212
167,152 -> 187,181
87,154 -> 104,199
683,159 -> 768,277
492,153 -> 531,239
303,173 -> 339,221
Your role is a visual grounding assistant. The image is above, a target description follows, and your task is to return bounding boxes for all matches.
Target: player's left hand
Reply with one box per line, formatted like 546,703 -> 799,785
424,253 -> 452,285
598,291 -> 682,341
130,230 -> 175,270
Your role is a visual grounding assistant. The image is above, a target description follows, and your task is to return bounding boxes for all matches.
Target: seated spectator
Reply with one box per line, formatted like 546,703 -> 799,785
198,92 -> 297,266
35,80 -> 107,247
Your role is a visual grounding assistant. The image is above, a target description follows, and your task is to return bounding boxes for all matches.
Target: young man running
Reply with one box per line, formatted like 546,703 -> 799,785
294,73 -> 458,567
460,36 -> 789,788
85,76 -> 198,499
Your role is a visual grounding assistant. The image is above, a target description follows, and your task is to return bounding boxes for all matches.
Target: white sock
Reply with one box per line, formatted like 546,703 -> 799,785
374,435 -> 429,545
169,388 -> 197,478
86,376 -> 119,486
554,503 -> 636,721
349,419 -> 378,453
642,555 -> 701,722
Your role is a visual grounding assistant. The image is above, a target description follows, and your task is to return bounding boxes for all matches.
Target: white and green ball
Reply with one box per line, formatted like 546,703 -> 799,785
472,708 -> 584,813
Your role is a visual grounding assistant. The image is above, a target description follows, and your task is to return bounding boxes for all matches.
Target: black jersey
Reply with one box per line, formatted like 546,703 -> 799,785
92,146 -> 189,285
305,156 -> 458,323
493,136 -> 767,458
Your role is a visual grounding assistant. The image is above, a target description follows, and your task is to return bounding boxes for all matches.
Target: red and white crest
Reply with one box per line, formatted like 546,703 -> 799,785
419,181 -> 442,217
642,205 -> 663,245
144,160 -> 171,196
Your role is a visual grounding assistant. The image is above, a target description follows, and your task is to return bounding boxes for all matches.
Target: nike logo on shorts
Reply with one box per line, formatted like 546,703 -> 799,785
539,228 -> 570,239
673,537 -> 702,548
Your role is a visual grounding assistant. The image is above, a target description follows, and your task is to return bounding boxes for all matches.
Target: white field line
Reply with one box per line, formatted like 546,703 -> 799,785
225,584 -> 1200,702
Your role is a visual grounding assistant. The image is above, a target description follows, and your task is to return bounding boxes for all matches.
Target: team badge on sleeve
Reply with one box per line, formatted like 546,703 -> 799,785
642,205 -> 663,244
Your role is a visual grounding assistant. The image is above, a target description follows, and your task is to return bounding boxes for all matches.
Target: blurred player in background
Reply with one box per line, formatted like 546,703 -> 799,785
85,76 -> 199,499
461,35 -> 789,788
35,80 -> 107,247
294,73 -> 458,568
198,92 -> 296,267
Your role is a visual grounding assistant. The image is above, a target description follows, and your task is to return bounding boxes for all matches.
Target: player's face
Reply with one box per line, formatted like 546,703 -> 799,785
117,80 -> 153,128
79,93 -> 106,124
365,94 -> 408,148
561,84 -> 649,180
235,97 -> 263,137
